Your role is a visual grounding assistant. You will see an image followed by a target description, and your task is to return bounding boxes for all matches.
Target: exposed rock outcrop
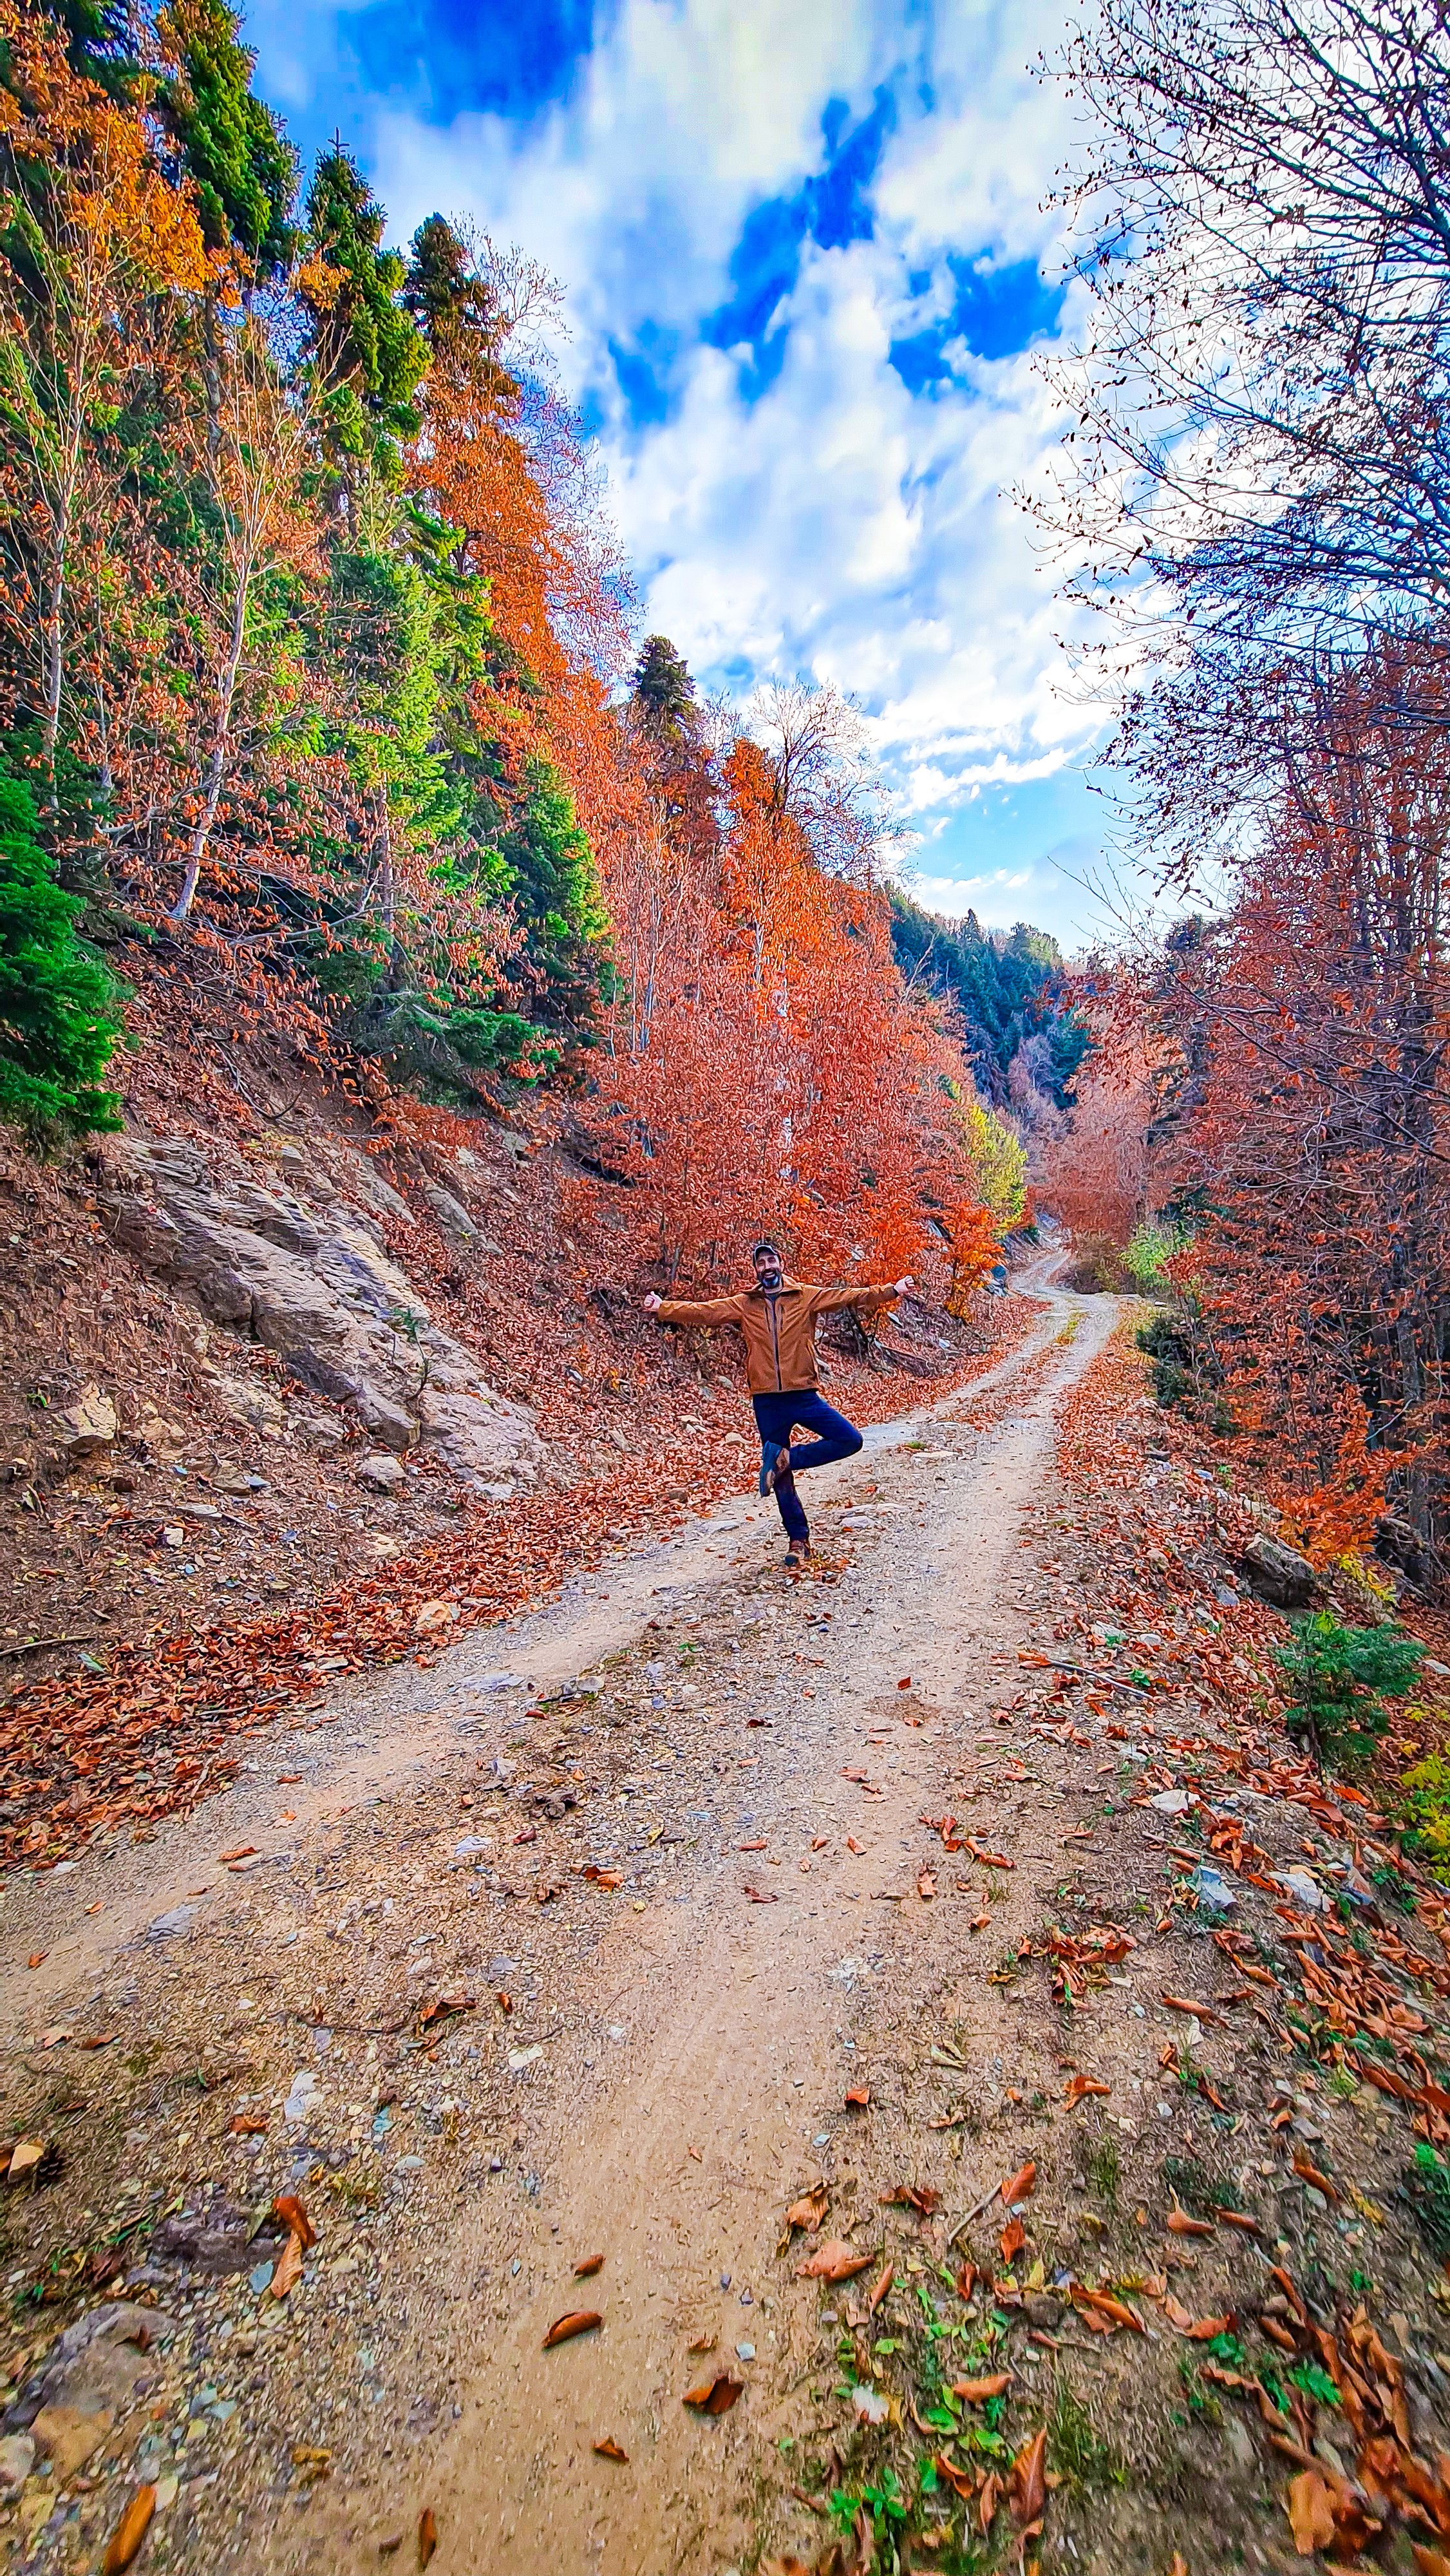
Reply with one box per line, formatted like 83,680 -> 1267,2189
1240,1531 -> 1319,1609
49,1384 -> 118,1460
99,1138 -> 539,1489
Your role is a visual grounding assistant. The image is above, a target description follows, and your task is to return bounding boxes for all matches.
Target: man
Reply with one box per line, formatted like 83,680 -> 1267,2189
645,1242 -> 912,1564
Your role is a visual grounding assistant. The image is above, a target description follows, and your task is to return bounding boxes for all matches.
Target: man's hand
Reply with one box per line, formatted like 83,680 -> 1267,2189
892,1274 -> 914,1295
643,1291 -> 663,1312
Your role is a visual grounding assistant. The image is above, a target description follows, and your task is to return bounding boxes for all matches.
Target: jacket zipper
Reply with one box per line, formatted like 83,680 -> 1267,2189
766,1291 -> 782,1390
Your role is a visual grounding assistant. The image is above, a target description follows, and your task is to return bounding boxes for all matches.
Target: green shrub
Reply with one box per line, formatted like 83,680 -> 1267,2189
1048,2378 -> 1127,2492
1403,2143 -> 1450,2258
1399,1747 -> 1450,1880
1136,1308 -> 1192,1406
0,768 -> 125,1138
1135,1300 -> 1228,1421
1124,1219 -> 1194,1291
1162,2155 -> 1247,2219
1275,1611 -> 1423,1774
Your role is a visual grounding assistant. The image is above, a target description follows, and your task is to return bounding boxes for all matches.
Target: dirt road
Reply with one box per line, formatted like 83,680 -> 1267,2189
0,1258 -> 1129,2573
379,1264 -> 1110,2576
11,1265 -> 1437,2576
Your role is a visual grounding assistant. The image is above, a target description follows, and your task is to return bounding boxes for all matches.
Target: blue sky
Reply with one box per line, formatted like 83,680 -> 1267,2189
246,0 -> 1123,951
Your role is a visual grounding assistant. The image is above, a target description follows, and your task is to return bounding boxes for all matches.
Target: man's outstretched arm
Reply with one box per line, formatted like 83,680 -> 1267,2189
808,1276 -> 913,1314
642,1291 -> 746,1326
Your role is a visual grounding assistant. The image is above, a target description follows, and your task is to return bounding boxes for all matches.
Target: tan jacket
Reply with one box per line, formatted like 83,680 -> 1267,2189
654,1278 -> 899,1394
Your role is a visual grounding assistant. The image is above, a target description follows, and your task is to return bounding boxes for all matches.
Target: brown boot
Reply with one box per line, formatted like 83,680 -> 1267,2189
785,1537 -> 811,1567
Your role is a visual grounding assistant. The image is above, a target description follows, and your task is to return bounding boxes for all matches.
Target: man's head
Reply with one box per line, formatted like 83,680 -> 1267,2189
751,1239 -> 784,1290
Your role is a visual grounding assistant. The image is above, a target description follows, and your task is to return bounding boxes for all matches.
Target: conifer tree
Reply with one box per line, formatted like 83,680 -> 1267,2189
301,147 -> 427,488
156,0 -> 296,270
0,763 -> 123,1134
632,635 -> 697,743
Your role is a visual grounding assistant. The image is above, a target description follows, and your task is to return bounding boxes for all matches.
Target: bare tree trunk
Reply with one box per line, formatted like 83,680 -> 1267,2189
169,564 -> 249,925
40,528 -> 66,775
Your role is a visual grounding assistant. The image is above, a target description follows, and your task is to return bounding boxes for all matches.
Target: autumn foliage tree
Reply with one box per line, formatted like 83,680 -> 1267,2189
0,1 -> 1005,1344
584,658 -> 1001,1298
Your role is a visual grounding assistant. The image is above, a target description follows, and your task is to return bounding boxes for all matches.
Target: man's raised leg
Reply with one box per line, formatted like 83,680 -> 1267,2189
778,1388 -> 865,1477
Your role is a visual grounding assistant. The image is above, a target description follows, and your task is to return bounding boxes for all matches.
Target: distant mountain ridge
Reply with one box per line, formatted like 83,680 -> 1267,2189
889,890 -> 1089,1106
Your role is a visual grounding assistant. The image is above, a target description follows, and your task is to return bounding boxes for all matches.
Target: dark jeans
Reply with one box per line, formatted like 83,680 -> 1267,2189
751,1388 -> 864,1542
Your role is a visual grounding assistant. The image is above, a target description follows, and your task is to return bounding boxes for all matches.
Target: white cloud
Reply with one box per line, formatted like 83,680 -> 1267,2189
286,0 -> 1121,887
372,0 -> 883,350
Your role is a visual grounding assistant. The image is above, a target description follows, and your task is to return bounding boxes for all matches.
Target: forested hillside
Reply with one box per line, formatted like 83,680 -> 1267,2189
889,889 -> 1088,1108
0,0 -> 1039,1667
0,0 -> 1017,1271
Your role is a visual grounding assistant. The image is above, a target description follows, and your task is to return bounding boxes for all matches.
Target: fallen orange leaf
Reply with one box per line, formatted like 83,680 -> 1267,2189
966,1841 -> 1014,1870
683,2372 -> 744,2413
1286,2468 -> 1336,2555
869,2261 -> 894,2314
272,2193 -> 316,2249
270,2233 -> 304,2299
953,2371 -> 1012,2401
1166,2206 -> 1214,2237
574,2252 -> 604,2277
543,2309 -> 602,2347
593,2437 -> 628,2463
844,2083 -> 871,2108
1001,2159 -> 1036,2207
418,2506 -> 438,2569
999,2215 -> 1026,2262
1064,2074 -> 1110,2108
796,2239 -> 872,2281
101,2487 -> 155,2575
881,2182 -> 941,2214
417,1989 -> 476,2030
786,2186 -> 829,2231
1073,2286 -> 1144,2333
1009,2427 -> 1048,2532
1291,2149 -> 1341,2204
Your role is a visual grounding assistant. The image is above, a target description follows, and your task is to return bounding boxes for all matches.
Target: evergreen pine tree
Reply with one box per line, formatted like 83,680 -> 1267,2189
632,634 -> 698,742
0,766 -> 124,1135
301,148 -> 428,484
403,213 -> 511,385
156,0 -> 297,270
